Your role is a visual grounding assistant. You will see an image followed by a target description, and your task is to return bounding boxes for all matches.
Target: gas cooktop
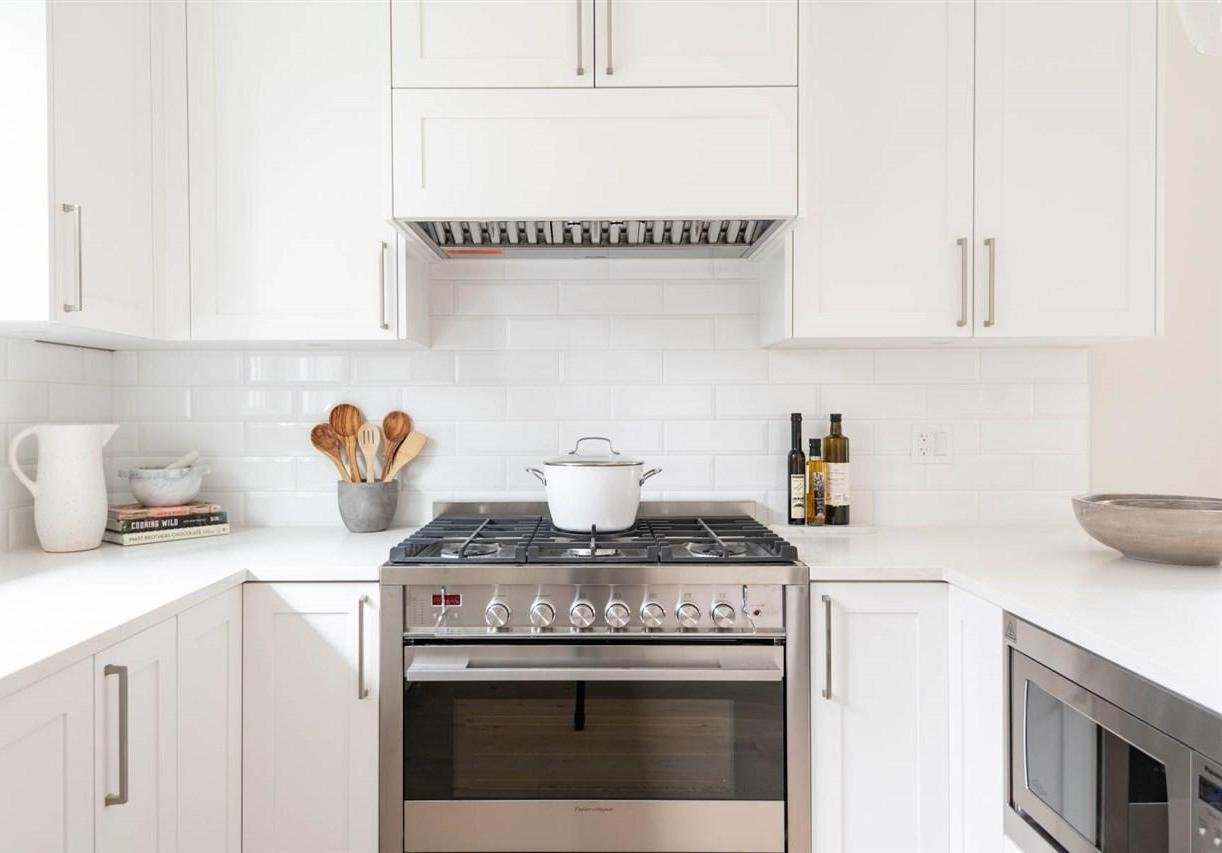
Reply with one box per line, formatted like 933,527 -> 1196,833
387,514 -> 799,565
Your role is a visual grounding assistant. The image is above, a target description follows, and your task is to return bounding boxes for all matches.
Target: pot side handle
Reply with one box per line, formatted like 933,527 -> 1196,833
525,467 -> 547,486
6,426 -> 38,498
639,467 -> 662,486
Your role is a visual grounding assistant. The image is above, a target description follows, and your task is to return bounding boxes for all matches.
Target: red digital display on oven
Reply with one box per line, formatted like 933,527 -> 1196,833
431,593 -> 462,607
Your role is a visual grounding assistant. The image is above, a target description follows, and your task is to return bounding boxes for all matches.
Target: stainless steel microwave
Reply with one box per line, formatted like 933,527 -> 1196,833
1004,614 -> 1222,853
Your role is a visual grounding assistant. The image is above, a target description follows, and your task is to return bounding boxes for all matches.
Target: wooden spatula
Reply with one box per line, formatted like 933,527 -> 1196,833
357,422 -> 382,483
382,431 -> 426,482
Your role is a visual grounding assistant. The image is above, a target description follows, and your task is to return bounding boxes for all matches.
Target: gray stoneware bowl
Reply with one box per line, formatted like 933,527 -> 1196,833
1072,493 -> 1222,566
337,480 -> 398,533
121,465 -> 208,507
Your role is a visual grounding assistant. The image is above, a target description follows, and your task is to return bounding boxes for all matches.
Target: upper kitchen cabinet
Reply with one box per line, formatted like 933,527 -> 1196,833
0,0 -> 157,342
187,0 -> 425,342
791,0 -> 974,339
392,87 -> 798,221
973,0 -> 1158,338
595,0 -> 797,87
392,0 -> 594,87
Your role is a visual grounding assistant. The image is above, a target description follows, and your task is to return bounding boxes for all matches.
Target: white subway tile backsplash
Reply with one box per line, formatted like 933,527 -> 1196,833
0,382 -> 49,422
457,421 -> 558,454
980,420 -> 1088,454
716,385 -> 817,419
401,386 -> 506,420
926,384 -> 1034,418
612,317 -> 715,350
298,387 -> 402,422
558,422 -> 664,454
431,316 -> 507,349
664,282 -> 757,315
821,385 -> 925,419
560,282 -> 663,315
113,387 -> 192,420
562,351 -> 661,384
138,351 -> 242,385
247,353 -> 348,384
399,454 -> 507,491
767,350 -> 874,384
6,340 -> 82,383
608,258 -> 712,280
715,317 -> 759,348
714,455 -> 784,489
665,420 -> 768,454
644,456 -> 715,489
980,348 -> 1088,382
874,349 -> 979,383
352,351 -> 454,385
508,386 -> 612,419
613,386 -> 713,419
192,388 -> 294,419
457,352 -> 560,385
140,422 -> 246,456
245,492 -> 341,526
1032,454 -> 1090,491
455,283 -> 558,315
245,422 -> 317,455
508,317 -> 610,350
926,455 -> 1033,491
48,384 -> 111,420
1034,384 -> 1090,416
663,351 -> 767,384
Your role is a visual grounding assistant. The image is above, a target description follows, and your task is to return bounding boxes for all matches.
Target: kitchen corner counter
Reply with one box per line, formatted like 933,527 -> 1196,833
779,523 -> 1222,716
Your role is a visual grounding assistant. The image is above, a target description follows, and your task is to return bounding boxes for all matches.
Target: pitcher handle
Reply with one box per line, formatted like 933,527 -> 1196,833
7,426 -> 38,498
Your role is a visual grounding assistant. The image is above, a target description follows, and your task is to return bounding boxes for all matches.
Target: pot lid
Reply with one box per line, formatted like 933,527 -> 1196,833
544,436 -> 643,467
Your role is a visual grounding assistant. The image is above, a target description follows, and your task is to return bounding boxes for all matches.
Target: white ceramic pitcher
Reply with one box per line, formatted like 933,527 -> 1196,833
7,423 -> 119,552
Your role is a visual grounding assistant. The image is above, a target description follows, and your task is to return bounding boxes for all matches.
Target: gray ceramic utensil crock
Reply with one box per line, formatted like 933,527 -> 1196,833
338,480 -> 398,532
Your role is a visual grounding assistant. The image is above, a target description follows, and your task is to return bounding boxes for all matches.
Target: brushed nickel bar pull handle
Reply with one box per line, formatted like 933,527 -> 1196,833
62,203 -> 82,312
983,237 -> 997,327
357,595 -> 370,699
604,0 -> 613,75
821,594 -> 832,700
956,237 -> 969,327
104,664 -> 129,806
378,242 -> 390,331
575,0 -> 584,75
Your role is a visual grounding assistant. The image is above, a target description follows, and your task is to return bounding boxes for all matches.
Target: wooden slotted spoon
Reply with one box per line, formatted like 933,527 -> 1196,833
311,424 -> 353,482
381,410 -> 411,480
328,403 -> 364,482
357,422 -> 382,483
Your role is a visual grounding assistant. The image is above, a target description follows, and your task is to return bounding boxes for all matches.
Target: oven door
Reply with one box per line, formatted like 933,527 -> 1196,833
401,640 -> 786,853
1009,651 -> 1192,853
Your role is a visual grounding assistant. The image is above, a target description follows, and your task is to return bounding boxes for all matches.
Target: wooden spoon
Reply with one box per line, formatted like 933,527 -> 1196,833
382,431 -> 427,482
328,403 -> 363,482
357,422 -> 382,483
311,424 -> 353,482
381,410 -> 411,479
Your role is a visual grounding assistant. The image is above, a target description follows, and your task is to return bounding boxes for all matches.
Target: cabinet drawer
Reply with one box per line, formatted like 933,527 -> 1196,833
392,87 -> 797,221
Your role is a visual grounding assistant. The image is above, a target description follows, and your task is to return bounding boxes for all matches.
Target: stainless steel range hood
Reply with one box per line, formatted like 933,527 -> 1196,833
395,218 -> 786,260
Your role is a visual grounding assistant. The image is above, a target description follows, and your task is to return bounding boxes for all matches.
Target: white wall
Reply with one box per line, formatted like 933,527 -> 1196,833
1090,8 -> 1222,495
0,339 -> 114,550
90,260 -> 1090,533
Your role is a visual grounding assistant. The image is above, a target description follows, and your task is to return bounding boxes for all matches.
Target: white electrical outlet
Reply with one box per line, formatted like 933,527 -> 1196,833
911,424 -> 953,464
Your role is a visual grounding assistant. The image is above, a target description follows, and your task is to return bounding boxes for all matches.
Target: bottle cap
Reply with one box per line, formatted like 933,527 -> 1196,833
829,413 -> 842,423
809,438 -> 821,455
790,412 -> 802,422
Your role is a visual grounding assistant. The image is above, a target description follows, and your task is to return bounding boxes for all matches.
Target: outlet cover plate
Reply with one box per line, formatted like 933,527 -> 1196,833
911,424 -> 953,464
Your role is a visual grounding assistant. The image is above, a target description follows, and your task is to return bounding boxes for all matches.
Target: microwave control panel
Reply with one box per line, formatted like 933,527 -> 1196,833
1195,756 -> 1222,852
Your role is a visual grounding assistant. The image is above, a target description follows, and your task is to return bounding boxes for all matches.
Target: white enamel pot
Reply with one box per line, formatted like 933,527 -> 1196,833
526,437 -> 661,533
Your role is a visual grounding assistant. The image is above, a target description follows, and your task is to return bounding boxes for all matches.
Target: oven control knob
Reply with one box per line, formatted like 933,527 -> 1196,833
675,602 -> 702,628
605,600 -> 631,629
640,601 -> 666,628
484,600 -> 511,628
529,600 -> 556,628
712,602 -> 736,629
570,600 -> 596,629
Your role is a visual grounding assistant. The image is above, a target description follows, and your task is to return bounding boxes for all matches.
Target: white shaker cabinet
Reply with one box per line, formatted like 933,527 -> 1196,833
94,619 -> 179,853
178,588 -> 242,853
0,659 -> 94,853
792,0 -> 974,339
594,0 -> 797,87
243,583 -> 379,853
0,0 -> 155,341
973,0 -> 1158,337
811,583 -> 950,853
187,0 -> 414,342
392,0 -> 594,87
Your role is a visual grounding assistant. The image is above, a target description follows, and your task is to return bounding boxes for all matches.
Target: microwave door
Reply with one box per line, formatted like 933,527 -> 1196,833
1010,652 -> 1193,853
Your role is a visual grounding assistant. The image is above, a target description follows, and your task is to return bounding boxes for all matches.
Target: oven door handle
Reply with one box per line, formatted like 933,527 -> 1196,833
406,664 -> 782,683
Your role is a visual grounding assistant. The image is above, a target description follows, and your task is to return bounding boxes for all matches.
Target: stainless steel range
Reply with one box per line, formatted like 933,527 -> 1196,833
379,501 -> 810,853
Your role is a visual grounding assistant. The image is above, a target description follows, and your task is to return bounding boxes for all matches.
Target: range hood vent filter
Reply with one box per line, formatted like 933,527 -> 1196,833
400,218 -> 783,260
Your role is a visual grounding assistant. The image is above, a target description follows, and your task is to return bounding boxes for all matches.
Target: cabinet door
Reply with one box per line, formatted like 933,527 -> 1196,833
243,583 -> 379,853
812,583 -> 949,853
792,0 -> 974,339
393,87 -> 798,220
49,0 -> 155,337
95,619 -> 178,853
187,0 -> 400,341
0,659 -> 94,853
948,587 -> 1005,853
594,0 -> 796,86
392,0 -> 593,87
974,0 -> 1157,337
178,588 -> 242,853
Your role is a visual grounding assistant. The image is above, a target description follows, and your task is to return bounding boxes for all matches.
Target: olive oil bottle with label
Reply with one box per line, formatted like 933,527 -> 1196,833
787,413 -> 806,525
824,413 -> 850,525
806,438 -> 826,526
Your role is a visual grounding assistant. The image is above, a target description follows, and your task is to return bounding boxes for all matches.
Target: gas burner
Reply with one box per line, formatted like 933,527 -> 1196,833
439,542 -> 501,559
686,541 -> 748,558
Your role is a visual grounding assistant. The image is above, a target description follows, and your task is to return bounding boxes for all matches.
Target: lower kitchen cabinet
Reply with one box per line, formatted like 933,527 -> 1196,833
243,582 -> 379,853
178,587 -> 243,853
0,659 -> 95,853
812,583 -> 950,853
95,618 -> 179,853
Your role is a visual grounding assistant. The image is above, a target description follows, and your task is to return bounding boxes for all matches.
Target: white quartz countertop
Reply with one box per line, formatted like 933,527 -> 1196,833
1,524 -> 1219,716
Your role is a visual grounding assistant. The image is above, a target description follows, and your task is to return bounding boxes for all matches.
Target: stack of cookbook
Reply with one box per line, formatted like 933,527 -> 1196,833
103,501 -> 230,546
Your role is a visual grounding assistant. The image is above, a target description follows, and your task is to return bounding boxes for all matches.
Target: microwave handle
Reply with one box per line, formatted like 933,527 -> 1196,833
406,664 -> 782,683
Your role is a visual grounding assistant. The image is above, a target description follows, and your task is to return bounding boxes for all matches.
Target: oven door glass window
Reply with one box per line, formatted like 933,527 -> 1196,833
404,679 -> 784,802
